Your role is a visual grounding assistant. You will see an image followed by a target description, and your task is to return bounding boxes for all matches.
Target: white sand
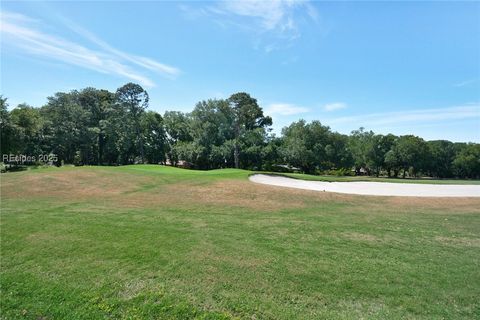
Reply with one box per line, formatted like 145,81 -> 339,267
249,174 -> 480,197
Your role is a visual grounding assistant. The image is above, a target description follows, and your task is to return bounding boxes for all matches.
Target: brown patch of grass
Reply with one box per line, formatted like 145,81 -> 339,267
0,169 -> 312,212
384,196 -> 480,214
112,179 -> 321,212
3,168 -> 480,216
177,180 -> 309,211
1,169 -> 152,202
435,236 -> 480,248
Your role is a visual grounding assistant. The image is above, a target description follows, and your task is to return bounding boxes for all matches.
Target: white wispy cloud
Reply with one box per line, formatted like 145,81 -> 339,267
0,11 -> 180,87
182,0 -> 317,51
219,0 -> 302,32
59,18 -> 180,78
325,104 -> 480,127
266,103 -> 309,116
323,102 -> 347,112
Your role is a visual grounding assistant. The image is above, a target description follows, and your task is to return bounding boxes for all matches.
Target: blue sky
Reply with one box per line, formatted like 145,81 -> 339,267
1,1 -> 479,142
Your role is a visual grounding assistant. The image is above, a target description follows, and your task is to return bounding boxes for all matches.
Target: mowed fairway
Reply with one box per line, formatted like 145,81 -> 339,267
1,165 -> 479,319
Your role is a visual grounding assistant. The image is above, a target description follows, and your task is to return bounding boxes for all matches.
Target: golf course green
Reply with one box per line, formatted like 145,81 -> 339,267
1,165 -> 479,319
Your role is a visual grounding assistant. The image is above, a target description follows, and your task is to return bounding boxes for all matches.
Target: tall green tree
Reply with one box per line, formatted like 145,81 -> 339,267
366,134 -> 396,176
163,111 -> 193,165
141,111 -> 167,164
41,91 -> 90,164
102,103 -> 130,165
78,88 -> 115,165
391,135 -> 430,178
189,99 -> 234,169
452,143 -> 480,178
261,136 -> 283,171
325,132 -> 354,170
10,104 -> 44,156
280,120 -> 332,174
227,93 -> 272,168
115,83 -> 149,163
348,128 -> 375,175
427,140 -> 456,178
384,149 -> 401,177
0,96 -> 17,155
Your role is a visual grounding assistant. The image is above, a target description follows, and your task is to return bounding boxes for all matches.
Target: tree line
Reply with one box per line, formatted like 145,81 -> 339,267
1,83 -> 479,178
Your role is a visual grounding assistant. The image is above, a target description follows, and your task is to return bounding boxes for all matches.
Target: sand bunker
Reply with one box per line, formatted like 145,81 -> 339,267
249,174 -> 480,197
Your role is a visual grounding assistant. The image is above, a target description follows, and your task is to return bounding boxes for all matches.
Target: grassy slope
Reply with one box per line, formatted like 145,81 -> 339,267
270,172 -> 480,185
1,165 -> 479,319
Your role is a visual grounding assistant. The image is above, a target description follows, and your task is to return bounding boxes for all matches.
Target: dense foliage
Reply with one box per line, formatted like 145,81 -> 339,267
1,84 -> 479,178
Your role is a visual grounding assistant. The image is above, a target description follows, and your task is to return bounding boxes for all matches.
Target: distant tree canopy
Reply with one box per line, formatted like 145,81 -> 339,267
280,120 -> 351,174
1,84 -> 479,179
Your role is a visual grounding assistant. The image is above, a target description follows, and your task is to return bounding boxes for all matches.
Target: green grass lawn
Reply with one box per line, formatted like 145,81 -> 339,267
1,165 -> 479,319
